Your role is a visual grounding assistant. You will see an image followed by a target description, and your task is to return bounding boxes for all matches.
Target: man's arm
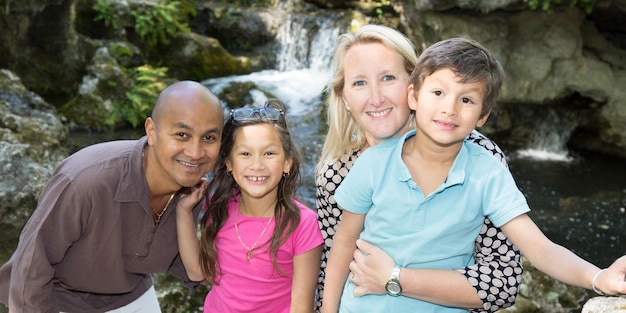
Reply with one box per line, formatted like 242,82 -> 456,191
9,174 -> 79,312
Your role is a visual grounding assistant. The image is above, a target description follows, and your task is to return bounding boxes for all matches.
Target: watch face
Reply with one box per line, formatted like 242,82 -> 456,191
386,280 -> 402,296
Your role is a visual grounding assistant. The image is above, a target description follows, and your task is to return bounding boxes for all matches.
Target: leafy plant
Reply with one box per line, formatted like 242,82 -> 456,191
93,0 -> 118,29
108,43 -> 133,60
107,65 -> 168,127
93,0 -> 195,47
176,0 -> 198,18
524,0 -> 596,14
132,1 -> 191,47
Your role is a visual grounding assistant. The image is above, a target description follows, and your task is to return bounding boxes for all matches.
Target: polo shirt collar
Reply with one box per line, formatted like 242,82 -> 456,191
395,129 -> 468,188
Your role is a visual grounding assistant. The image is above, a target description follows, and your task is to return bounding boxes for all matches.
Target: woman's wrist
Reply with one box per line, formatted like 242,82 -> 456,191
592,268 -> 607,295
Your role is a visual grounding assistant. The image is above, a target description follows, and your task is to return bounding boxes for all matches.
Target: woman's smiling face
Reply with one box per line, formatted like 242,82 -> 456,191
342,42 -> 413,147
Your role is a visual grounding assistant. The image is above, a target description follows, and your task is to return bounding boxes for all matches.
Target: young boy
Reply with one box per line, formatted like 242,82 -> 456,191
321,37 -> 626,313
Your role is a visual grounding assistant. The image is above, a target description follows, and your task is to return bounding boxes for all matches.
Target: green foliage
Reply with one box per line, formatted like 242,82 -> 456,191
132,1 -> 191,47
93,0 -> 196,47
108,43 -> 133,60
153,273 -> 210,313
524,0 -> 596,14
371,0 -> 393,20
93,0 -> 118,29
107,65 -> 168,128
176,0 -> 198,17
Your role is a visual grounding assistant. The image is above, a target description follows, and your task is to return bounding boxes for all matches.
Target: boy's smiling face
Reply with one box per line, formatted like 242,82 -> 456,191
408,68 -> 491,147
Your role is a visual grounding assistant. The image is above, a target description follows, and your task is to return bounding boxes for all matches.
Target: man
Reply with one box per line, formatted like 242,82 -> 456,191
0,81 -> 223,312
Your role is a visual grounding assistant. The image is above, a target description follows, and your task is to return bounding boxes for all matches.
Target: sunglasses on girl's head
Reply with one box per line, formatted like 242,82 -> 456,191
230,107 -> 284,122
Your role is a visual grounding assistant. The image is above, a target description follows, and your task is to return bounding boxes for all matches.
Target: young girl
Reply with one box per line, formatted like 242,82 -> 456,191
176,99 -> 323,313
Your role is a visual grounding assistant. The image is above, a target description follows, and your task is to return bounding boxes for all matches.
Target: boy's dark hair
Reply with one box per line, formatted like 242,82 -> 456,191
409,37 -> 505,118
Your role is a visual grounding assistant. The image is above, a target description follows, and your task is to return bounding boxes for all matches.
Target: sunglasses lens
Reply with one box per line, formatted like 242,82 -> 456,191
230,107 -> 283,122
231,108 -> 254,120
260,107 -> 281,119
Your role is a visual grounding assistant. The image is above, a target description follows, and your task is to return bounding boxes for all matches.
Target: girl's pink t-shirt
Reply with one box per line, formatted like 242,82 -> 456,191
203,195 -> 323,313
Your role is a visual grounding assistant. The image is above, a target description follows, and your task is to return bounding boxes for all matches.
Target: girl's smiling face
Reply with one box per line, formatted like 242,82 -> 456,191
226,123 -> 292,202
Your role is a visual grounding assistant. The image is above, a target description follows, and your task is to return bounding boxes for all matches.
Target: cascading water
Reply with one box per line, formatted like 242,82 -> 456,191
515,109 -> 578,162
203,5 -> 345,115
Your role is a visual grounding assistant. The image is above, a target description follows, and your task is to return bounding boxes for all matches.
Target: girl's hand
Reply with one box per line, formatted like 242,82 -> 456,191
176,179 -> 208,213
349,239 -> 395,296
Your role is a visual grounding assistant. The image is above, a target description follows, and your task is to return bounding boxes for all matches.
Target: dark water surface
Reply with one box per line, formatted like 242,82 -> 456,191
507,152 -> 626,267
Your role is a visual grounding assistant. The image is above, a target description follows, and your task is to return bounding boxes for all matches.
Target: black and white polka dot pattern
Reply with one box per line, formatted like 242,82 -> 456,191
314,131 -> 521,312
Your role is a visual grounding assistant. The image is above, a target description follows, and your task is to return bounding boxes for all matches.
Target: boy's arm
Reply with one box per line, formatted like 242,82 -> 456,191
349,240 -> 483,308
348,218 -> 523,311
321,211 -> 365,313
501,214 -> 626,295
290,245 -> 323,313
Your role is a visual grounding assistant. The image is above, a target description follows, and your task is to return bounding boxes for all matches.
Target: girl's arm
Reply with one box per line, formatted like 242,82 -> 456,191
502,214 -> 626,295
175,181 -> 207,282
290,245 -> 323,313
349,239 -> 483,308
320,211 -> 366,313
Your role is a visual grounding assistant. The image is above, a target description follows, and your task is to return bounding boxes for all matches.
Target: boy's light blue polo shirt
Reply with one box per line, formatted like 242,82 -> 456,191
334,129 -> 530,313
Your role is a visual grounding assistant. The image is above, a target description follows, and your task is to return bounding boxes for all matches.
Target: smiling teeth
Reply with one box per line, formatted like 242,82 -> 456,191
368,108 -> 392,117
248,176 -> 267,182
437,121 -> 457,128
179,161 -> 200,168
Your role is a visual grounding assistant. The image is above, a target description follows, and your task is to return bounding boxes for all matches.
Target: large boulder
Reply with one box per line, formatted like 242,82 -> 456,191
0,0 -> 99,102
59,46 -> 134,130
0,69 -> 68,261
398,3 -> 626,157
162,32 -> 251,81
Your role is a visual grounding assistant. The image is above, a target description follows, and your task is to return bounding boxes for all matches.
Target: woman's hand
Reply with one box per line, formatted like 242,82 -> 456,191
349,239 -> 395,297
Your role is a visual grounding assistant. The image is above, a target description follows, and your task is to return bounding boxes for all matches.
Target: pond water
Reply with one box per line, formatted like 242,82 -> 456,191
507,151 -> 626,267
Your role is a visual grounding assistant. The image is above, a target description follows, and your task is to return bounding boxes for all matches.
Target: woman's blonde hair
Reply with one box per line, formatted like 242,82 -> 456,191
316,24 -> 418,172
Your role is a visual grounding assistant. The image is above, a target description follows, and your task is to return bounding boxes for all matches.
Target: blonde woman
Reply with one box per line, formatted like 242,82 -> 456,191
315,25 -> 519,312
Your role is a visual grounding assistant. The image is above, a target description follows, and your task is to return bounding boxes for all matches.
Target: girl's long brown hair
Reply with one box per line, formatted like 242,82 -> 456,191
198,99 -> 303,285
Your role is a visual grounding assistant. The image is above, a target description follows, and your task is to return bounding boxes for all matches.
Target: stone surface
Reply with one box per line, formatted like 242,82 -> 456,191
582,296 -> 626,313
0,69 -> 68,262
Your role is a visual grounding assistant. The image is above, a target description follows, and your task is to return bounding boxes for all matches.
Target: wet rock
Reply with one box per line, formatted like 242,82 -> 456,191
0,69 -> 67,262
582,296 -> 626,313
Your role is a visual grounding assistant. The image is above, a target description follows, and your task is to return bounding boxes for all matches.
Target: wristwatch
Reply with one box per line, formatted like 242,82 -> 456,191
385,265 -> 402,296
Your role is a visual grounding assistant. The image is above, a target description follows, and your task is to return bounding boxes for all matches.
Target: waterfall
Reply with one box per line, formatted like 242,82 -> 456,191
275,6 -> 342,72
515,109 -> 577,162
204,5 -> 345,115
